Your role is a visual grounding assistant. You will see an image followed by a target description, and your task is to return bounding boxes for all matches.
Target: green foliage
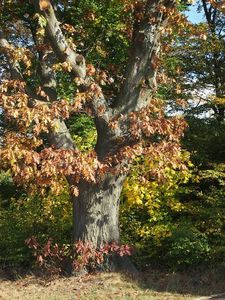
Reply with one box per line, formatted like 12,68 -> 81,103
66,114 -> 97,151
0,1 -> 34,27
120,115 -> 225,270
164,226 -> 211,268
120,151 -> 193,268
183,118 -> 225,164
0,172 -> 72,266
64,0 -> 131,70
56,72 -> 77,101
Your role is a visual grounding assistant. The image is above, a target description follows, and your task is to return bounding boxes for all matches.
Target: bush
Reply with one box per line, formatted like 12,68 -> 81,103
0,172 -> 72,266
120,163 -> 225,270
164,227 -> 211,268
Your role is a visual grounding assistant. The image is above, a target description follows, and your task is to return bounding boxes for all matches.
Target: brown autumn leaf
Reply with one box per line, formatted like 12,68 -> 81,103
39,0 -> 50,11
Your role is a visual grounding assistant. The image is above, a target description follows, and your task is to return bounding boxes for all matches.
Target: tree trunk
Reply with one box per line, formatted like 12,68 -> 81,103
73,173 -> 126,247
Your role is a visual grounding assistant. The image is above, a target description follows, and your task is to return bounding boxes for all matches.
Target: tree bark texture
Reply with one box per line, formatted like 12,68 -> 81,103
73,174 -> 126,247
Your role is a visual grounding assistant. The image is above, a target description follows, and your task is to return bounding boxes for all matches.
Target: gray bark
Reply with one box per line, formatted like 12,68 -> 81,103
115,0 -> 175,114
31,0 -> 86,79
73,174 -> 126,247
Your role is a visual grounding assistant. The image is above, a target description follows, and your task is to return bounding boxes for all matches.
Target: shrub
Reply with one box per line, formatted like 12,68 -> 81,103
164,227 -> 211,268
26,237 -> 134,275
0,172 -> 72,266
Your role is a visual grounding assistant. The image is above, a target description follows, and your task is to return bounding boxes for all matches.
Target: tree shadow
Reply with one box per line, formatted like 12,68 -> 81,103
0,264 -> 54,282
2,262 -> 225,299
0,265 -> 31,281
132,265 -> 225,299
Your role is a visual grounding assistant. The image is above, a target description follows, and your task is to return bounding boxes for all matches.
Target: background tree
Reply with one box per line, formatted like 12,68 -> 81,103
162,0 -> 225,122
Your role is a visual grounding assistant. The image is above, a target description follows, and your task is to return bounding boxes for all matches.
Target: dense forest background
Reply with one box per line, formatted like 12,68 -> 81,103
0,0 -> 224,272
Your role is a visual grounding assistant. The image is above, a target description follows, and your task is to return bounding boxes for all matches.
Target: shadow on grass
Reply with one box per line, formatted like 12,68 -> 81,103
0,264 -> 48,281
134,264 -> 225,298
1,263 -> 225,299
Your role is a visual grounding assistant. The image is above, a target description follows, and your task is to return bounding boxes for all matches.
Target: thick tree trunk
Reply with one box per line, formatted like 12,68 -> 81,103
73,174 -> 126,247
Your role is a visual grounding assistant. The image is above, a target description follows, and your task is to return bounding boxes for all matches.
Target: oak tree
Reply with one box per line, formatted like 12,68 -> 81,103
0,0 -> 187,248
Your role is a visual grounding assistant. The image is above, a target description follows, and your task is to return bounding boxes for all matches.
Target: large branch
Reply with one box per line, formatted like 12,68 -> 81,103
115,0 -> 176,114
0,30 -> 26,81
31,1 -> 112,121
0,29 -> 54,101
37,38 -> 75,149
0,29 -> 45,100
31,0 -> 86,79
0,29 -> 75,150
30,0 -> 117,159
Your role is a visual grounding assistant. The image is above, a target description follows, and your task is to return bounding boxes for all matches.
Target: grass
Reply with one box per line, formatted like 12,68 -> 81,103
0,272 -> 194,300
0,266 -> 225,300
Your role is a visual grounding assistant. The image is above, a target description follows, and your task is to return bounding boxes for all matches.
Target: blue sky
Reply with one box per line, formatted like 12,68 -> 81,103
185,4 -> 205,23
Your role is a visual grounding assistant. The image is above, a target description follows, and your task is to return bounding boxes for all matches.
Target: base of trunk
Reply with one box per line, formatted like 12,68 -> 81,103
66,255 -> 138,276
